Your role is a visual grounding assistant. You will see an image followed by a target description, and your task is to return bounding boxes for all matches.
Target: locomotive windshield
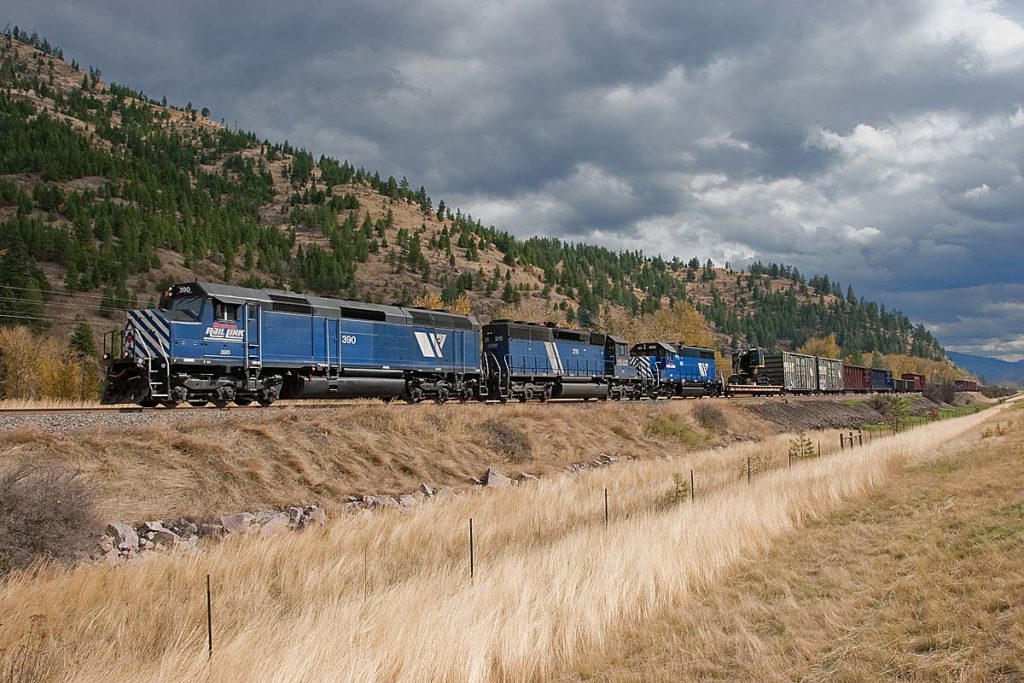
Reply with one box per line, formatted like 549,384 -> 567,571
161,294 -> 204,320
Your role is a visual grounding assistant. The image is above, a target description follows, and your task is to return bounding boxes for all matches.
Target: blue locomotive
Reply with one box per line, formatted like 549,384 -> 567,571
482,320 -> 642,401
103,282 -> 482,407
104,281 -> 922,407
629,342 -> 721,398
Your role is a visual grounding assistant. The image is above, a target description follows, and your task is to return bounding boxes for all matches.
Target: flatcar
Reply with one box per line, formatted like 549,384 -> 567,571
103,282 -> 482,407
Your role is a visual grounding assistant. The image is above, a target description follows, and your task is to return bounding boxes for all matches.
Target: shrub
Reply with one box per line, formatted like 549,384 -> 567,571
482,420 -> 532,463
692,403 -> 727,431
644,415 -> 703,445
0,463 -> 99,576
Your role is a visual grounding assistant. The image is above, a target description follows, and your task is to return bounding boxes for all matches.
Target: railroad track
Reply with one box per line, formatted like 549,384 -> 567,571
0,394 -> 775,416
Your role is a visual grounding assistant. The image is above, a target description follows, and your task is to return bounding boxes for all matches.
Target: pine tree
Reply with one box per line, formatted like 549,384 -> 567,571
69,321 -> 97,359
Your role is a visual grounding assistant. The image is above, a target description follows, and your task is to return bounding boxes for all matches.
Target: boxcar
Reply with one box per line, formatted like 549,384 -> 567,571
762,351 -> 818,392
901,373 -> 926,391
842,364 -> 870,392
816,357 -> 844,392
870,368 -> 894,392
954,378 -> 979,392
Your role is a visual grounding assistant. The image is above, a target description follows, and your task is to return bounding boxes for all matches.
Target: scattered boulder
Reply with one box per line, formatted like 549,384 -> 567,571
517,472 -> 539,482
483,467 -> 511,489
259,513 -> 290,536
306,507 -> 327,526
97,535 -> 114,554
220,512 -> 255,534
397,494 -> 418,508
287,507 -> 305,526
106,522 -> 138,551
418,483 -> 435,497
147,527 -> 180,548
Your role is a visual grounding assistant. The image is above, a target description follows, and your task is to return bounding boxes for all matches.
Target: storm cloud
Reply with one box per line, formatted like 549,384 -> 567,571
6,0 -> 1024,358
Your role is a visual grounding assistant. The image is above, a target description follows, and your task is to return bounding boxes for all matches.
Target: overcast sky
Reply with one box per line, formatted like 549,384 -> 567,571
7,0 -> 1024,359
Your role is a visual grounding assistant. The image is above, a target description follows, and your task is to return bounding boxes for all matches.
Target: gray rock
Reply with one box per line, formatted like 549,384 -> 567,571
141,521 -> 165,533
397,494 -> 418,508
483,467 -> 512,489
259,513 -> 290,536
107,522 -> 139,551
97,535 -> 114,553
307,507 -> 327,526
287,507 -> 304,525
253,509 -> 278,525
517,472 -> 539,481
148,528 -> 180,548
220,512 -> 255,534
418,483 -> 434,497
183,535 -> 199,551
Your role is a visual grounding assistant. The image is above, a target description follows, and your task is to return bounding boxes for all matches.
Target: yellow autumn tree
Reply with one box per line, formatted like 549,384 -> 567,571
797,333 -> 841,359
410,292 -> 445,310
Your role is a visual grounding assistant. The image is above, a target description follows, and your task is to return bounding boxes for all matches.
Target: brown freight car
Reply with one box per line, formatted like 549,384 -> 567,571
843,363 -> 871,392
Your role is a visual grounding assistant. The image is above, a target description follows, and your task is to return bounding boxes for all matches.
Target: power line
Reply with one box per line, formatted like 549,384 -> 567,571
0,294 -> 136,313
0,283 -> 158,304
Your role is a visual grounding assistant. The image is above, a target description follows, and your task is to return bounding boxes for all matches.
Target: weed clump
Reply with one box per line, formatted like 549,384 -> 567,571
692,403 -> 727,431
0,464 -> 99,576
482,420 -> 532,463
645,415 -> 703,445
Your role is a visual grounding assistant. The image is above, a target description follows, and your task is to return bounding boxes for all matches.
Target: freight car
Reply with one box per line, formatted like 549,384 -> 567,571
870,368 -> 895,392
629,342 -> 720,398
901,373 -> 926,391
816,357 -> 844,392
843,364 -> 871,393
482,320 -> 641,401
104,282 -> 483,407
954,378 -> 980,392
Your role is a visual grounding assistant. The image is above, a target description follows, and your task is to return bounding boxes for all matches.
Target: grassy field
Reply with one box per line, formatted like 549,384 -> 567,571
562,403 -> 1024,681
0,401 -> 1006,681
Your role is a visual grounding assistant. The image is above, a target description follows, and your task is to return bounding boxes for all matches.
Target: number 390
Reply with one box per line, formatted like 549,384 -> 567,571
341,335 -> 357,344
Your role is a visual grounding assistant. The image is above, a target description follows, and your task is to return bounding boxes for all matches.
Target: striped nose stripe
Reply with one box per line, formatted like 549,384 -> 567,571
125,310 -> 170,359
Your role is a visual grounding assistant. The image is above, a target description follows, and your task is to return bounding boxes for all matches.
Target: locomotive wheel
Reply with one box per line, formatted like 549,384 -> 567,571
139,397 -> 158,408
435,388 -> 450,404
159,400 -> 181,409
188,400 -> 209,408
211,398 -> 230,409
234,398 -> 253,406
256,396 -> 276,407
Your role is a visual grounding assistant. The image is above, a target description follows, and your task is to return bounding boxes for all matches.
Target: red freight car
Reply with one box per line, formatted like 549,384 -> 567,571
901,373 -> 926,391
843,363 -> 871,392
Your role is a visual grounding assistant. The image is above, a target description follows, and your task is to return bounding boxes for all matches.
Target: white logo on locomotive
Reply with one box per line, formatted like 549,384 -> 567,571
205,323 -> 244,343
414,331 -> 448,358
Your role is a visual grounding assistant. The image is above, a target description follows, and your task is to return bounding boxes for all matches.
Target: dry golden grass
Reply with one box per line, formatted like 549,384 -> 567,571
0,405 -> 1001,682
0,400 -> 766,521
564,400 -> 1024,682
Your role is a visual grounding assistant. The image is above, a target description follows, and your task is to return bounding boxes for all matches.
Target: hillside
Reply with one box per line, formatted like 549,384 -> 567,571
948,351 -> 1024,388
0,29 -> 945,371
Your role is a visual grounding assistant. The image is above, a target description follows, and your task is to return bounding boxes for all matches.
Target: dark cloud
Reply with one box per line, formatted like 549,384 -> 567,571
5,0 -> 1024,358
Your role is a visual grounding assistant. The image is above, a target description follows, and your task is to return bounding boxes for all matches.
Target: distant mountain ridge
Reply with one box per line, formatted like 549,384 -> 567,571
948,352 -> 1024,387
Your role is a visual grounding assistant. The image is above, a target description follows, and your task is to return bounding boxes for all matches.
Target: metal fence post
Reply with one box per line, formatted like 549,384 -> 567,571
206,574 -> 213,660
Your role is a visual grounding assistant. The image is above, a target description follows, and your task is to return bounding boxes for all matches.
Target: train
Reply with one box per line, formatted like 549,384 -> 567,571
101,281 -> 964,407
